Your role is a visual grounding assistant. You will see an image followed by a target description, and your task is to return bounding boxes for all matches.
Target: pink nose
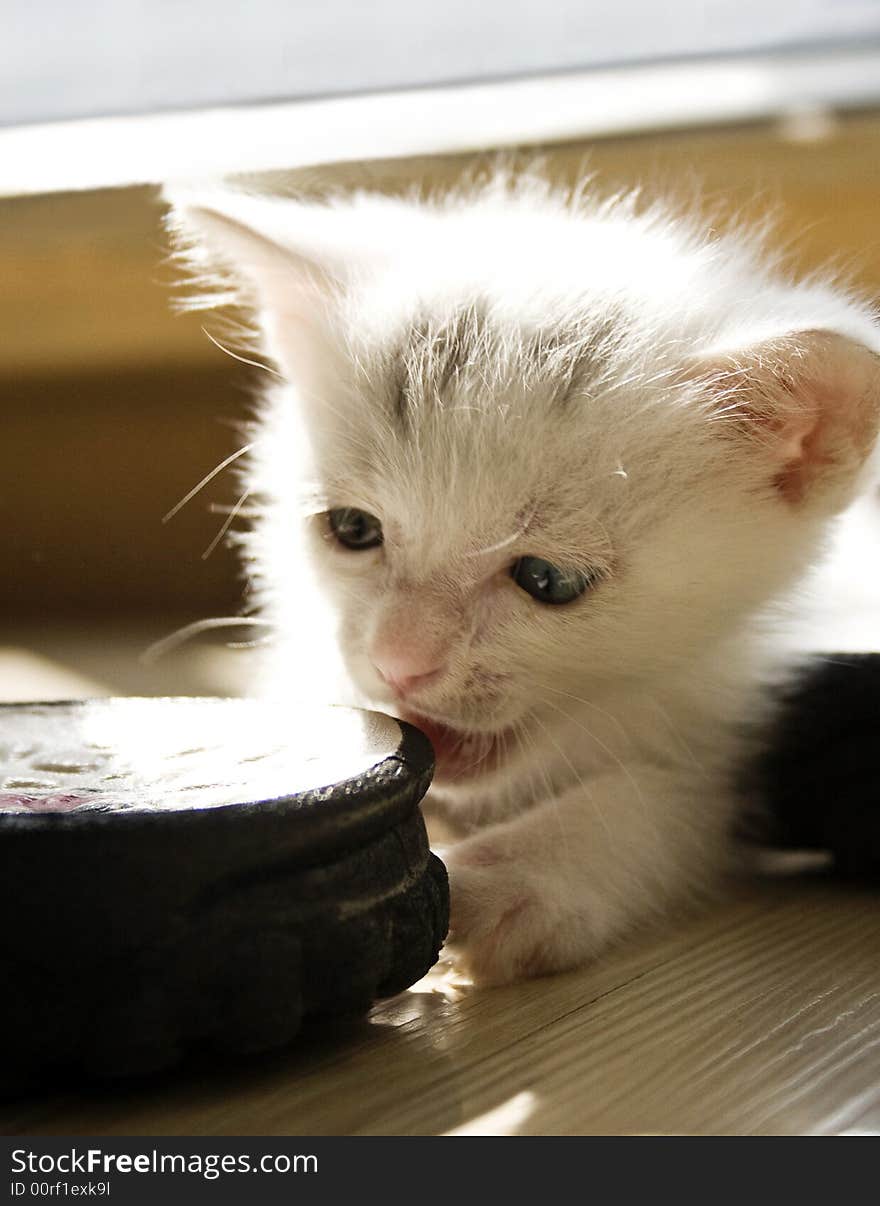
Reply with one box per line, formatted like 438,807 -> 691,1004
372,650 -> 446,697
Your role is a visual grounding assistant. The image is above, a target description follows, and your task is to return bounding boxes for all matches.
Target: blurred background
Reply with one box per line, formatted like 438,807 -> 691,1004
2,0 -> 880,695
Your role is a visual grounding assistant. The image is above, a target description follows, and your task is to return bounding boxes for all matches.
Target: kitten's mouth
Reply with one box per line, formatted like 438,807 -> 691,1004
401,712 -> 508,783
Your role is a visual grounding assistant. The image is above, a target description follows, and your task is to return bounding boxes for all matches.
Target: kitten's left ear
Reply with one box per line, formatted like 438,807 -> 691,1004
692,329 -> 880,507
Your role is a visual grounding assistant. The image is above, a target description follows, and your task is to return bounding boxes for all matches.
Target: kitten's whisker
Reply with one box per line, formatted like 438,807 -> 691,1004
508,716 -> 541,814
647,696 -> 711,778
201,326 -> 286,379
529,680 -> 632,745
517,712 -> 559,823
209,502 -> 260,518
201,488 -> 251,560
533,692 -> 657,841
466,506 -> 536,560
142,616 -> 274,664
452,730 -> 496,778
162,443 -> 256,523
529,710 -> 612,841
529,715 -> 582,846
510,719 -> 537,810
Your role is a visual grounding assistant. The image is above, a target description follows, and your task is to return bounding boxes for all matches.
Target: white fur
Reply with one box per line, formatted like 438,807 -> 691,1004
164,175 -> 880,984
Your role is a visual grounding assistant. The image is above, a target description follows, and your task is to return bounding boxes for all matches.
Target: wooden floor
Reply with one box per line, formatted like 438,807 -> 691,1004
3,625 -> 880,1136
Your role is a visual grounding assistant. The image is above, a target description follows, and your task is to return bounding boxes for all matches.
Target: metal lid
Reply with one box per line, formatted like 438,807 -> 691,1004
0,698 -> 413,814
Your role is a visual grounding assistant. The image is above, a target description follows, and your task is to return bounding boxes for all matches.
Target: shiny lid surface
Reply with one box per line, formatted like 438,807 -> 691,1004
0,698 -> 405,814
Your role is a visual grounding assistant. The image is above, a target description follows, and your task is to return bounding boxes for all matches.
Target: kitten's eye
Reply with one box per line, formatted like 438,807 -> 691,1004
511,556 -> 594,605
327,507 -> 384,550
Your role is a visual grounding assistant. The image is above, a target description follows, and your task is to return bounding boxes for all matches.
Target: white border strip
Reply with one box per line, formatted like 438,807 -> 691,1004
1,47 -> 879,196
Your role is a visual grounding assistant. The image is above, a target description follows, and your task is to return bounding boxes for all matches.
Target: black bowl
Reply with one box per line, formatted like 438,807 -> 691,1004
0,698 -> 446,1085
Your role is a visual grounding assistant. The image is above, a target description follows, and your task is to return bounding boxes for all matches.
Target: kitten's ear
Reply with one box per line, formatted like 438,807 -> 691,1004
162,187 -> 379,380
692,329 -> 880,507
163,187 -> 354,300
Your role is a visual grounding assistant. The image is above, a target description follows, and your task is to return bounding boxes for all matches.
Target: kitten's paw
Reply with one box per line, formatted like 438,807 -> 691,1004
442,839 -> 603,986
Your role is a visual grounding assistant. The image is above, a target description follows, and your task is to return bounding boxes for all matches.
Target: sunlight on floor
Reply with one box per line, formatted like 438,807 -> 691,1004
408,960 -> 473,1004
445,1091 -> 538,1136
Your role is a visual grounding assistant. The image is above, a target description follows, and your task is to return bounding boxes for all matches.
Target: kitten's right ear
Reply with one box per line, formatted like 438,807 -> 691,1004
163,187 -> 346,312
162,187 -> 371,379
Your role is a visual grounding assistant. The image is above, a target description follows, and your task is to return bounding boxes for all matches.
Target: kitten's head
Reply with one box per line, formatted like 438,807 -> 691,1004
166,179 -> 880,787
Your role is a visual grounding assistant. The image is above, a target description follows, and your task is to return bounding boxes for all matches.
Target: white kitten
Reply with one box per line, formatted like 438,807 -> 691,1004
165,176 -> 880,984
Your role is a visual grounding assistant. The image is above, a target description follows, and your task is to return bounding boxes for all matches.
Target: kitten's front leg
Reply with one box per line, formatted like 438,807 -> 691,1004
443,765 -> 730,985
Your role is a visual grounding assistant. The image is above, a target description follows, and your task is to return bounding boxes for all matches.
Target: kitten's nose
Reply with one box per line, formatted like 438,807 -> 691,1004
372,650 -> 446,698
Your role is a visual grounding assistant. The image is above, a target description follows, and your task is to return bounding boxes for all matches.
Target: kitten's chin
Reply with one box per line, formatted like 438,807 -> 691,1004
399,711 -> 512,785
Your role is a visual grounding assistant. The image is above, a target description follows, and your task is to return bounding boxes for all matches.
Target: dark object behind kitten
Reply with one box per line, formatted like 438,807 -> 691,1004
749,653 -> 880,878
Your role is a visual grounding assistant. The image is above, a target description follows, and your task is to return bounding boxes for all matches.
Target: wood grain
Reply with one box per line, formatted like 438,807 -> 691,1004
4,879 -> 879,1135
